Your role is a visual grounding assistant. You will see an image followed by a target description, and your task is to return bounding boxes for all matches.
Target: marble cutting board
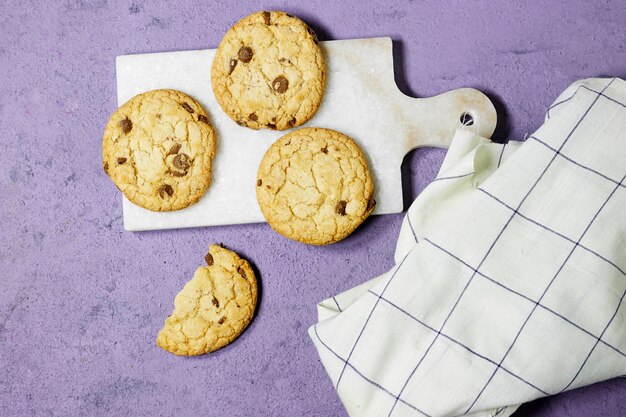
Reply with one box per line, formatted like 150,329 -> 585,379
116,37 -> 497,231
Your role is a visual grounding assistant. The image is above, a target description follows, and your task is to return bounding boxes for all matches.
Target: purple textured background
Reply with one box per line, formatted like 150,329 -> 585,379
1,0 -> 625,416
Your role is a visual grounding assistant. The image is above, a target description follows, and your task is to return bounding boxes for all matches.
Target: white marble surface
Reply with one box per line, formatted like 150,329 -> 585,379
116,37 -> 497,231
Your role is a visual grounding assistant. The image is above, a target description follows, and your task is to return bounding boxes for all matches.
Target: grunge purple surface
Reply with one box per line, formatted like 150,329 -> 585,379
1,1 -> 625,416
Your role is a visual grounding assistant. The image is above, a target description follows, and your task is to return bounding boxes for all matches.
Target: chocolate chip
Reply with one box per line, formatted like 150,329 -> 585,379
236,120 -> 247,127
321,147 -> 328,154
228,59 -> 238,74
249,112 -> 258,122
181,102 -> 194,113
238,267 -> 246,278
288,117 -> 296,127
173,153 -> 191,170
198,114 -> 209,124
272,76 -> 289,93
307,26 -> 319,44
158,184 -> 174,198
335,200 -> 347,216
119,117 -> 132,133
212,296 -> 219,307
266,185 -> 271,189
171,171 -> 186,177
262,11 -> 271,25
103,162 -> 109,173
367,198 -> 376,211
266,123 -> 276,130
205,252 -> 214,266
238,46 -> 253,63
167,143 -> 181,156
218,317 -> 226,325
286,13 -> 294,18
278,57 -> 292,66
271,116 -> 276,123
257,179 -> 262,186
116,157 -> 127,164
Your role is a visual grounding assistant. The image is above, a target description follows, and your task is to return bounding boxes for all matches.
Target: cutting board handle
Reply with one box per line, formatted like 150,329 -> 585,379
400,87 -> 497,153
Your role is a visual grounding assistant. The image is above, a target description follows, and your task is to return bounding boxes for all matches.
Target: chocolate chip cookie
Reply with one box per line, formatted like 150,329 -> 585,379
156,245 -> 258,356
102,89 -> 217,211
211,11 -> 326,131
256,128 -> 376,245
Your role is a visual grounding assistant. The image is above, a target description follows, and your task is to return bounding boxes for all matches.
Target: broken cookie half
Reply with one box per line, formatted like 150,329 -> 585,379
156,245 -> 257,356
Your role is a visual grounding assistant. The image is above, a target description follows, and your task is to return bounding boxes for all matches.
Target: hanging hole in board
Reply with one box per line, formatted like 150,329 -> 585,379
460,112 -> 474,126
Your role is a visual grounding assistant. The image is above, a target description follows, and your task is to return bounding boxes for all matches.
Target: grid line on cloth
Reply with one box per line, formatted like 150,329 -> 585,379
476,187 -> 625,276
560,280 -> 626,392
335,250 -> 413,388
529,135 -> 626,188
407,214 -> 418,243
313,324 -> 432,417
422,236 -> 626,359
367,289 -> 549,395
332,296 -> 343,312
463,78 -> 619,413
546,82 -> 626,118
388,77 -> 617,417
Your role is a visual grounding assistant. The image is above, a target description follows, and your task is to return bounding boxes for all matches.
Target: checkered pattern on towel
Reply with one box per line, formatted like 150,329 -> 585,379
309,78 -> 626,417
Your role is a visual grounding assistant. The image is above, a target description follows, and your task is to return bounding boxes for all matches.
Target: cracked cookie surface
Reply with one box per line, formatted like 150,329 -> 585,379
211,11 -> 326,131
102,89 -> 217,211
257,128 -> 375,245
156,245 -> 257,356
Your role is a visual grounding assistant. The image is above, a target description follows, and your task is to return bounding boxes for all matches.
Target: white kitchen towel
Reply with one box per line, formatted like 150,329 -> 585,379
309,78 -> 626,417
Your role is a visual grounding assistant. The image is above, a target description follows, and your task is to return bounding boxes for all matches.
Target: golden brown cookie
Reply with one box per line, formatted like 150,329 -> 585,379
102,89 -> 217,211
211,11 -> 326,131
256,128 -> 376,245
156,245 -> 257,356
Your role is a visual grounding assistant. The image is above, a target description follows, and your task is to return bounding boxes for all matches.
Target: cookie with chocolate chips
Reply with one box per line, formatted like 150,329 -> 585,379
156,245 -> 258,356
102,89 -> 217,211
256,128 -> 376,245
211,11 -> 326,131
